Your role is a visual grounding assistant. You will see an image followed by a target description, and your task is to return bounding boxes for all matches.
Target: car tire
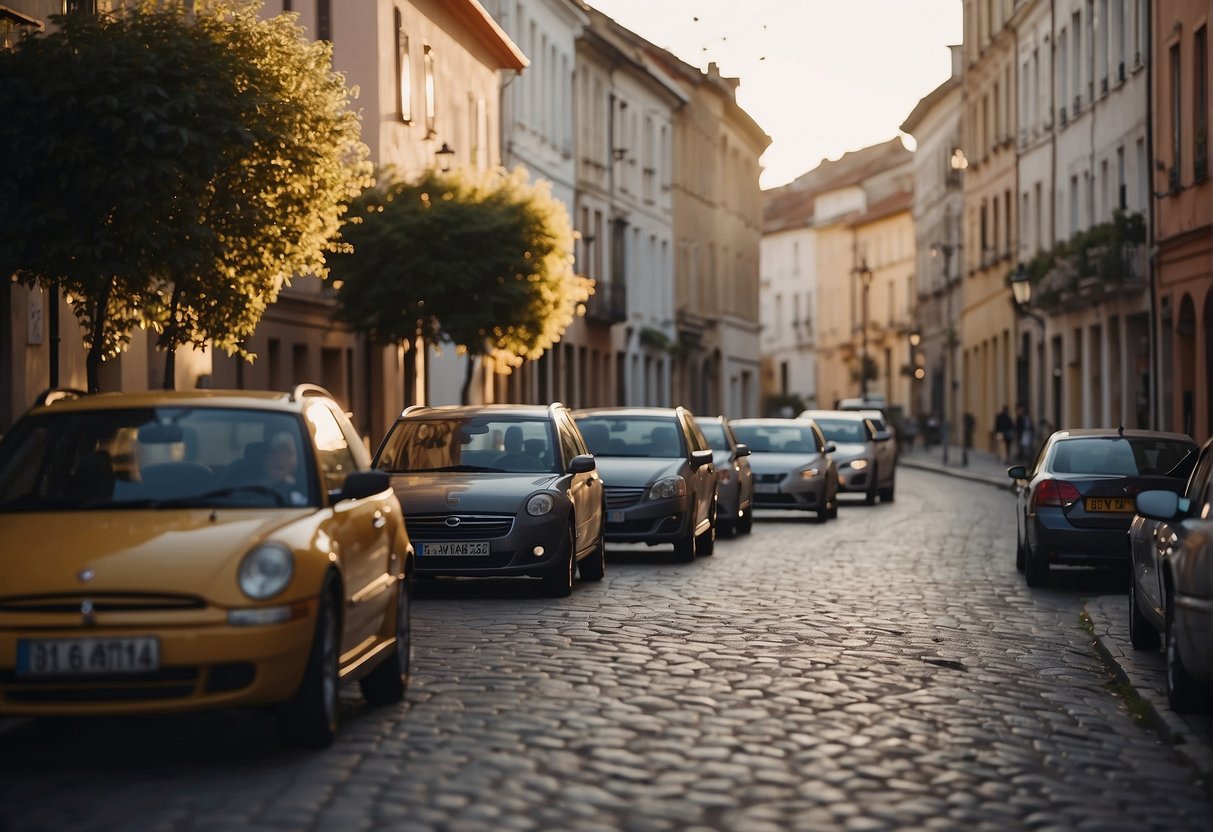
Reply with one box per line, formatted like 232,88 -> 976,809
1024,540 -> 1049,588
1165,589 -> 1208,713
1015,526 -> 1026,572
696,501 -> 717,557
828,482 -> 839,519
542,523 -> 576,597
578,519 -> 606,582
718,506 -> 737,539
359,576 -> 412,704
879,476 -> 895,503
277,578 -> 341,748
673,526 -> 697,562
738,505 -> 754,535
865,468 -> 878,505
1128,572 -> 1160,651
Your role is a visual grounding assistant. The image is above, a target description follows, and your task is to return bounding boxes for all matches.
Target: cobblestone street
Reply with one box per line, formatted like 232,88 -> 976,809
1,468 -> 1209,831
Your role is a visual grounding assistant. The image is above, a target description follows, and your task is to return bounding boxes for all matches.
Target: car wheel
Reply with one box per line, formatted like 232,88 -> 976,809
738,506 -> 754,535
865,467 -> 878,505
673,525 -> 697,562
879,476 -> 895,503
696,500 -> 717,557
1015,525 -> 1026,572
359,576 -> 411,704
827,483 -> 839,519
277,578 -> 341,748
1128,572 -> 1160,651
1024,540 -> 1049,588
1165,589 -> 1208,713
718,502 -> 737,539
542,523 -> 576,597
578,518 -> 606,582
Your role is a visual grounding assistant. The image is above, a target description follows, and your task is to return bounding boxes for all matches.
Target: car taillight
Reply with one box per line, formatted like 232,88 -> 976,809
1035,479 -> 1082,508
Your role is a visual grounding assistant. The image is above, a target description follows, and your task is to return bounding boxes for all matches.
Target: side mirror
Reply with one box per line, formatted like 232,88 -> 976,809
690,449 -> 714,469
872,430 -> 892,442
568,454 -> 596,474
1007,465 -> 1028,480
824,442 -> 837,454
1135,490 -> 1183,521
732,443 -> 752,459
335,470 -> 390,502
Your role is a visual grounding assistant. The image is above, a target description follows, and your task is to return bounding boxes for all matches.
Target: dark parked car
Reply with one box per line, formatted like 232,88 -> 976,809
1130,438 -> 1212,712
729,418 -> 839,521
1007,429 -> 1196,587
372,404 -> 604,597
695,415 -> 754,537
574,407 -> 716,562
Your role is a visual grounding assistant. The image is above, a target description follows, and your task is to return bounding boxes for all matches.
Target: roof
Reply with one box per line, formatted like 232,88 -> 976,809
850,188 -> 913,227
398,403 -> 560,419
30,389 -> 316,416
449,0 -> 529,71
1049,429 -> 1196,443
0,5 -> 42,29
728,418 -> 807,426
573,407 -> 683,418
900,74 -> 961,136
799,410 -> 869,421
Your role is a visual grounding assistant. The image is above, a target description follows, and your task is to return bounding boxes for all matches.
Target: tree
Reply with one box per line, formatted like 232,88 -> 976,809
333,166 -> 590,404
0,1 -> 370,391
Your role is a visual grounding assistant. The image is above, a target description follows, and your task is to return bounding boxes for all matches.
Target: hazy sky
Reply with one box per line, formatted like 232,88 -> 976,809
588,0 -> 963,190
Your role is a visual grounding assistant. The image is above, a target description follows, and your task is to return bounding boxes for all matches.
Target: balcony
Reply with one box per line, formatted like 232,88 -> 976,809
1019,211 -> 1147,315
583,281 -> 627,325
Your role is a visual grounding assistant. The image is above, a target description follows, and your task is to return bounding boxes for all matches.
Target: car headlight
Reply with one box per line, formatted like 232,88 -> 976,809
238,543 -> 294,600
526,493 -> 555,516
798,468 -> 820,480
648,477 -> 687,500
846,459 -> 869,471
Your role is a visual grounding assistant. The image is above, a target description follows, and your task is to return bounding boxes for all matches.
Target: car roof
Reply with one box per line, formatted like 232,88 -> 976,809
574,407 -> 684,418
1049,428 -> 1195,443
693,414 -> 728,423
730,417 -> 811,426
26,388 -> 320,417
397,403 -> 560,420
799,409 -> 867,421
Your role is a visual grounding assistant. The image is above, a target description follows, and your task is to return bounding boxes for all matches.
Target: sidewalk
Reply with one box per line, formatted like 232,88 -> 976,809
898,447 -> 1213,791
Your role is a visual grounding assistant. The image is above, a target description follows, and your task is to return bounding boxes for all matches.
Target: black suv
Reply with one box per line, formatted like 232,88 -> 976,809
573,407 -> 717,561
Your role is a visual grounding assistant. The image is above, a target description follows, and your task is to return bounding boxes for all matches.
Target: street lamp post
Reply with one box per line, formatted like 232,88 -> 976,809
1010,264 -> 1045,444
930,242 -> 958,464
857,261 -> 873,399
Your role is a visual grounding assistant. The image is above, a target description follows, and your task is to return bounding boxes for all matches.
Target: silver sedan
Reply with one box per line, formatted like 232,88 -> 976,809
728,418 -> 838,522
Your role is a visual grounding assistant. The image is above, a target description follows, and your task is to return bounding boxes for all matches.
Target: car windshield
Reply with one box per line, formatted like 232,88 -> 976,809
731,424 -> 818,454
695,421 -> 730,451
575,416 -> 685,458
811,419 -> 866,444
375,416 -> 558,474
0,407 -> 316,511
1049,437 -> 1196,477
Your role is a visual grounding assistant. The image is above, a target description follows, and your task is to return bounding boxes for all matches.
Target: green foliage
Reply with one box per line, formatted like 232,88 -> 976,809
0,1 -> 370,389
1010,210 -> 1146,298
332,166 -> 589,401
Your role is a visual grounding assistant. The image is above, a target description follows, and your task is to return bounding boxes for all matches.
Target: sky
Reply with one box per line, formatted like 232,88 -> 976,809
588,0 -> 964,190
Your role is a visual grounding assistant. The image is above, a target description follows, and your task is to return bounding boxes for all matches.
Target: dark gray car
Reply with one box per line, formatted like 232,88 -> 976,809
574,407 -> 717,562
800,409 -> 896,504
372,404 -> 604,597
695,415 -> 754,538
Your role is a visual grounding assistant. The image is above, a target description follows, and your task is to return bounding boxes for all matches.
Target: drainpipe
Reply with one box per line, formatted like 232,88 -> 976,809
1144,1 -> 1158,429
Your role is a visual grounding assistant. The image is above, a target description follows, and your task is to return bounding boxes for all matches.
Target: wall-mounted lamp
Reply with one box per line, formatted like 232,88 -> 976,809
435,142 -> 455,172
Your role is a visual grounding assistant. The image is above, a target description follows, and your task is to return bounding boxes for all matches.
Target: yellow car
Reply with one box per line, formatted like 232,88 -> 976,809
0,385 -> 413,747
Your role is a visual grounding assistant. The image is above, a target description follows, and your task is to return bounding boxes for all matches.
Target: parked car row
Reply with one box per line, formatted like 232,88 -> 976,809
1007,428 -> 1211,713
0,388 -> 901,746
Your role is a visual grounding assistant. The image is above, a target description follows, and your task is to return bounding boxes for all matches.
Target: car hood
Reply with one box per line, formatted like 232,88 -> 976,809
387,472 -> 564,514
594,457 -> 685,488
0,509 -> 316,599
747,453 -> 822,475
829,442 -> 870,462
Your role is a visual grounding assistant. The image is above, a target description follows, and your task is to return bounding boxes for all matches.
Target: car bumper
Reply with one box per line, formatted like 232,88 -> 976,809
1174,594 -> 1212,682
751,478 -> 827,510
1032,510 -> 1130,567
0,603 -> 317,716
836,468 -> 872,492
411,512 -> 569,577
604,495 -> 692,544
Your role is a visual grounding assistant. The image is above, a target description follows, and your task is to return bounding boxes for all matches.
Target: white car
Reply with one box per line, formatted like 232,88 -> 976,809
799,410 -> 896,504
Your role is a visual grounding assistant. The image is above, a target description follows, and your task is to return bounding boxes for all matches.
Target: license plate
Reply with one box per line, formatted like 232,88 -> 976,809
754,483 -> 781,494
608,510 -> 625,523
421,541 -> 490,556
16,637 -> 160,677
1085,497 -> 1134,513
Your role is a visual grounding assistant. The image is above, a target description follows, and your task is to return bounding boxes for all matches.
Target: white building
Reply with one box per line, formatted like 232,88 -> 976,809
760,187 -> 820,412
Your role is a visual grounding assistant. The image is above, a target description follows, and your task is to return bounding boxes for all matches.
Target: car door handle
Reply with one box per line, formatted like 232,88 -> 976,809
372,511 -> 386,530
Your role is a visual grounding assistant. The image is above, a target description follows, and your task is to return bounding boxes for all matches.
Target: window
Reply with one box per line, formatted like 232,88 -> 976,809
395,8 -> 411,124
1072,14 -> 1082,109
1069,176 -> 1079,236
1117,146 -> 1126,209
317,0 -> 331,42
423,44 -> 436,137
1170,43 -> 1181,187
1058,29 -> 1069,117
1196,27 -> 1208,180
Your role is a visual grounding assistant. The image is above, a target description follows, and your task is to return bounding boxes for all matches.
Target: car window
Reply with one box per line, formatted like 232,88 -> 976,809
574,416 -> 685,458
811,418 -> 866,444
0,407 -> 316,510
730,424 -> 819,454
1048,437 -> 1195,476
375,415 -> 558,474
696,420 -> 730,452
306,402 -> 358,495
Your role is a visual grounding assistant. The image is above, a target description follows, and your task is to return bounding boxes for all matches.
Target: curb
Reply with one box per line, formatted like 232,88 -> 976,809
1084,595 -> 1213,794
898,457 -> 1013,491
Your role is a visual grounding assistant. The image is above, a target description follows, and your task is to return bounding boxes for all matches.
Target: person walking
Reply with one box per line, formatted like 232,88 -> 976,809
994,405 -> 1014,463
1015,405 -> 1035,463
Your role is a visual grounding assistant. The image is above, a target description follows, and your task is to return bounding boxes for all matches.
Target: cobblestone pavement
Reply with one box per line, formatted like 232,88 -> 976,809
1,469 -> 1210,831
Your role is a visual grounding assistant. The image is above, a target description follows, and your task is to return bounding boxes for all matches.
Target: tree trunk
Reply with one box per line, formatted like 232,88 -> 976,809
460,351 -> 477,406
85,278 -> 113,393
162,285 -> 181,390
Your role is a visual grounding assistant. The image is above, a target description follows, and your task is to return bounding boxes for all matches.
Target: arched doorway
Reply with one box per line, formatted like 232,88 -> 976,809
1176,294 -> 1196,437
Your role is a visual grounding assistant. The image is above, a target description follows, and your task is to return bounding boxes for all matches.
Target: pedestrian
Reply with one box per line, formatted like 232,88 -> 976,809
903,415 -> 919,453
994,405 -> 1014,463
1015,405 -> 1035,463
925,413 -> 939,448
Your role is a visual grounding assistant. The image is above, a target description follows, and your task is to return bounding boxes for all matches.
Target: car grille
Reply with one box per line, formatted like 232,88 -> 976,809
0,593 -> 206,614
604,487 -> 645,509
754,493 -> 799,505
755,474 -> 784,484
406,514 -> 515,541
0,667 -> 200,703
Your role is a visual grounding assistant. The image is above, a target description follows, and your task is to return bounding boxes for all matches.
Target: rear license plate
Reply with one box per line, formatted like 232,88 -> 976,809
608,510 -> 625,523
754,483 -> 781,494
16,637 -> 160,677
421,541 -> 490,556
1085,497 -> 1134,513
